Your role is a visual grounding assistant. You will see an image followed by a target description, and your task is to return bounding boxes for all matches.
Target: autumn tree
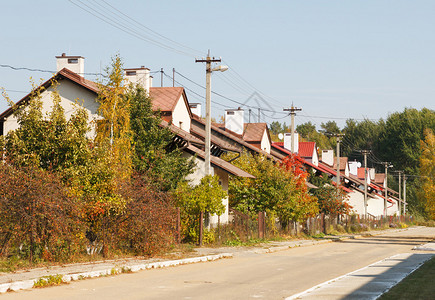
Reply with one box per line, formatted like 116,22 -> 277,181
227,152 -> 317,223
419,129 -> 435,220
96,54 -> 132,181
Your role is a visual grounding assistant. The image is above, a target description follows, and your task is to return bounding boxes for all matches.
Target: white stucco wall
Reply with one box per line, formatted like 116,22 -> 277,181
387,200 -> 400,216
172,95 -> 191,132
182,152 -> 229,227
347,190 -> 365,215
260,129 -> 271,154
366,195 -> 385,217
311,148 -> 319,166
3,80 -> 98,137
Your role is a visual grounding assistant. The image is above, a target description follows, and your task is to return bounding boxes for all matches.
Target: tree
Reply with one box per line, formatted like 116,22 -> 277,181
128,85 -> 194,191
419,129 -> 435,219
320,121 -> 341,135
96,54 -> 132,181
227,152 -> 317,223
175,175 -> 226,242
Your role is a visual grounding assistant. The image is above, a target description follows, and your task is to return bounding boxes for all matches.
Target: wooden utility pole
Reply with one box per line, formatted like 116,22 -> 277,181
160,68 -> 164,87
361,150 -> 370,217
403,174 -> 407,215
283,104 -> 302,153
172,68 -> 175,87
381,162 -> 393,217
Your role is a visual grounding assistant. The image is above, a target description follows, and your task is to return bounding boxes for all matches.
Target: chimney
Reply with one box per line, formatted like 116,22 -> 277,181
348,161 -> 361,176
225,108 -> 244,135
124,66 -> 151,92
189,103 -> 202,117
321,149 -> 334,166
56,53 -> 84,74
369,168 -> 376,181
283,132 -> 299,153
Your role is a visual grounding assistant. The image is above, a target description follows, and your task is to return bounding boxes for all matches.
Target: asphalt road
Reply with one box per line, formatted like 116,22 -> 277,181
5,227 -> 435,300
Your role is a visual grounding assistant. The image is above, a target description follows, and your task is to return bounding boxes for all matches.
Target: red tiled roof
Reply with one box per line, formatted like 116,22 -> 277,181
149,87 -> 184,112
357,168 -> 365,179
298,142 -> 316,158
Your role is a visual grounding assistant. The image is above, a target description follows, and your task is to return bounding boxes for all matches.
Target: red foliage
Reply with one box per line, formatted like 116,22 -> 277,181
113,175 -> 177,256
0,164 -> 85,262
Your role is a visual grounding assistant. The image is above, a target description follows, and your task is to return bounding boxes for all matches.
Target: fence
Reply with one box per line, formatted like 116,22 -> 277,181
211,209 -> 414,244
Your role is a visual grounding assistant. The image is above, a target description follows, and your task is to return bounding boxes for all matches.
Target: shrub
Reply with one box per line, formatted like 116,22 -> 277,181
0,164 -> 85,262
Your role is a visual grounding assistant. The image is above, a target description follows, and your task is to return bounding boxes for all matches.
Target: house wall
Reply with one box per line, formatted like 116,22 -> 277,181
182,152 -> 229,227
3,80 -> 98,136
367,195 -> 384,216
387,200 -> 400,216
260,129 -> 271,154
347,190 -> 365,215
311,148 -> 319,166
172,95 -> 191,132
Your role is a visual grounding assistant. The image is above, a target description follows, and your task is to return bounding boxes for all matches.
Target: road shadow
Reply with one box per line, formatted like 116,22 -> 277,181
337,253 -> 434,300
335,236 -> 433,247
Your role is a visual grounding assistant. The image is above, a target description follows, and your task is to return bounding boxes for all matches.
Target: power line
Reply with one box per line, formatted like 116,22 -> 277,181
68,0 -> 199,58
0,63 -> 102,76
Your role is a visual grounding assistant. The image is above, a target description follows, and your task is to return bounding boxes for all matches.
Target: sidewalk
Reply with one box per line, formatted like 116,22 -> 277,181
0,227 -> 420,294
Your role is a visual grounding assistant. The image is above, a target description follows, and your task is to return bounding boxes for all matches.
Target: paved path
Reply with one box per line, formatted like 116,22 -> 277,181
1,226 -> 434,299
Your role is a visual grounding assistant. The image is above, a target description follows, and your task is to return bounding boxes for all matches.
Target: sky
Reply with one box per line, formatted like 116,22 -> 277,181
1,0 -> 434,130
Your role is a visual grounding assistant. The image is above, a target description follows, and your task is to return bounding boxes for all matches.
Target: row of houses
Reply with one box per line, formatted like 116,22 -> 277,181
0,54 -> 404,226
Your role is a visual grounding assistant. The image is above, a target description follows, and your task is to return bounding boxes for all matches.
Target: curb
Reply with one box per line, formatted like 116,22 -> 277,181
0,253 -> 232,294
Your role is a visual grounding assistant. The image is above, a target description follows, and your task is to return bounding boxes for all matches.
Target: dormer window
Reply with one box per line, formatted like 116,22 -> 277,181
126,71 -> 137,76
68,58 -> 78,64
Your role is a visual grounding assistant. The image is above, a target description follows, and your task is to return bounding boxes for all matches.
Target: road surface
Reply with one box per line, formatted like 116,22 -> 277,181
4,227 -> 435,300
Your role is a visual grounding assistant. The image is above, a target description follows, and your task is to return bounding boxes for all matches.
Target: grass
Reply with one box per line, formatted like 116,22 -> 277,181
379,256 -> 435,300
33,274 -> 66,288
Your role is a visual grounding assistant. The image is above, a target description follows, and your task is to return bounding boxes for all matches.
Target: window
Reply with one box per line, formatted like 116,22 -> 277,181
68,58 -> 78,64
227,111 -> 235,115
126,71 -> 137,76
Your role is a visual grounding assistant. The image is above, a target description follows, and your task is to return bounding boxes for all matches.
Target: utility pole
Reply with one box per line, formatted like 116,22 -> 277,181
283,104 -> 302,153
381,162 -> 393,217
333,134 -> 345,195
172,68 -> 175,87
248,109 -> 252,123
403,174 -> 407,215
195,51 -> 222,176
195,51 -> 227,246
160,68 -> 164,87
396,171 -> 403,215
361,150 -> 370,218
258,108 -> 260,123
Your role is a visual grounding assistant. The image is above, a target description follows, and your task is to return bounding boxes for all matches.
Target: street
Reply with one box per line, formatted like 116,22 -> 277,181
4,227 -> 435,300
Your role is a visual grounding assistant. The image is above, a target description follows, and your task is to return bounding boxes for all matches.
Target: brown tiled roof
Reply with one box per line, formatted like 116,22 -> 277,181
242,123 -> 267,142
185,145 -> 254,178
0,68 -> 98,120
332,157 -> 348,171
191,114 -> 277,161
149,87 -> 184,112
374,173 -> 385,184
160,119 -> 204,146
190,124 -> 241,153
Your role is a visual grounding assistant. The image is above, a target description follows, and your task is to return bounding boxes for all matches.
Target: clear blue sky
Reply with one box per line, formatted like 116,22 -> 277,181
1,0 -> 434,129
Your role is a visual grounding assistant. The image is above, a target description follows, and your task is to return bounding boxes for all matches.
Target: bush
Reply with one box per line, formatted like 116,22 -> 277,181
112,175 -> 177,256
0,164 -> 85,262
